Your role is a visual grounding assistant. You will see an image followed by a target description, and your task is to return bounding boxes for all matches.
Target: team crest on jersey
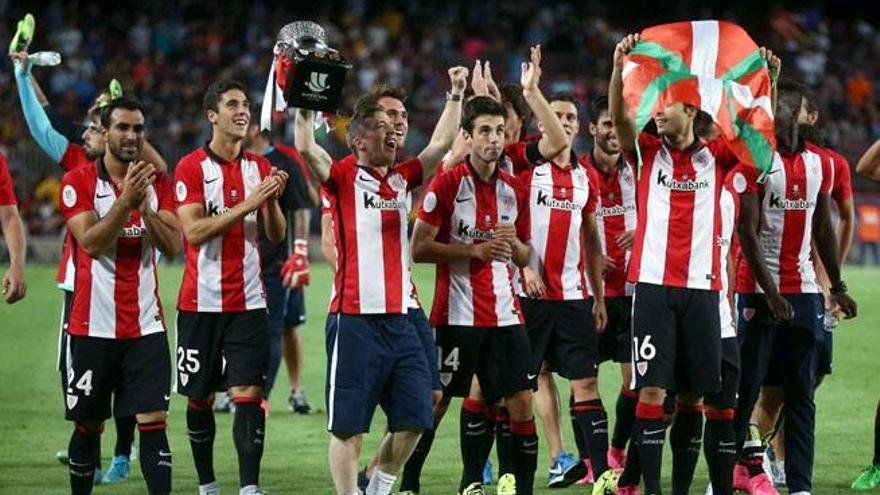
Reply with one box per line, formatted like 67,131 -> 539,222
62,185 -> 77,208
176,181 -> 187,202
66,394 -> 78,409
247,169 -> 260,187
636,361 -> 648,376
440,372 -> 453,386
388,173 -> 406,191
693,149 -> 711,166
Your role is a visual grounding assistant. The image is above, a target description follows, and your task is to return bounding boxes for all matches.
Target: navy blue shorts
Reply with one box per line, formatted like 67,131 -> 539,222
325,313 -> 433,434
753,293 -> 824,387
265,271 -> 306,331
816,307 -> 835,377
409,307 -> 442,391
285,289 -> 306,328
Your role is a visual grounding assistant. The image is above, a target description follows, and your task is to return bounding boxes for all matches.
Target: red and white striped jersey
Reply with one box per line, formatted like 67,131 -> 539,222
718,172 -> 744,339
627,133 -> 738,290
59,160 -> 173,339
808,143 -> 853,205
520,160 -> 597,300
175,146 -> 273,312
419,162 -> 530,327
735,147 -> 833,294
56,143 -> 94,291
321,159 -> 423,312
581,154 -> 638,297
324,156 -> 423,315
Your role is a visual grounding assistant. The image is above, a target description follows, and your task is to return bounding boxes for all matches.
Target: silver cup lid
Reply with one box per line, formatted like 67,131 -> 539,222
277,21 -> 327,50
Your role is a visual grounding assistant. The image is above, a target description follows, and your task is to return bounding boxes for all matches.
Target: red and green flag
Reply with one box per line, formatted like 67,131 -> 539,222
622,20 -> 775,175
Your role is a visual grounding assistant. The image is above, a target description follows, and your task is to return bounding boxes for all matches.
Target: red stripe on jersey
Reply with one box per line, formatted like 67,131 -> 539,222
582,155 -> 637,298
542,166 -> 576,298
221,164 -> 246,312
380,181 -> 404,311
114,218 -> 143,337
663,156 -> 698,287
778,156 -> 808,291
471,181 -> 500,326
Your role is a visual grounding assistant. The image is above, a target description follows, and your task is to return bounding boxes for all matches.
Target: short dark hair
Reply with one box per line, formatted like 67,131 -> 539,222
369,85 -> 408,103
777,78 -> 807,102
346,94 -> 385,152
499,83 -> 532,128
100,96 -> 145,128
462,96 -> 507,134
548,92 -> 580,111
589,95 -> 610,124
203,79 -> 248,113
693,110 -> 716,141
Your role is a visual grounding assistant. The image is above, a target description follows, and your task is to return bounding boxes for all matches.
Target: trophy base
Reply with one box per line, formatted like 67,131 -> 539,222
283,56 -> 349,112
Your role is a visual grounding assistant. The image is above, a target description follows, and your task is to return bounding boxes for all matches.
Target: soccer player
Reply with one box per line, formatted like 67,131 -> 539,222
698,152 -> 745,495
174,79 -> 288,495
749,82 -> 856,487
0,151 -> 26,304
733,79 -> 857,495
295,66 -> 466,495
243,121 -> 311,410
12,49 -> 166,483
411,94 -> 534,495
516,90 -> 615,490
609,33 -> 744,495
59,96 -> 179,495
852,143 -> 880,490
578,95 -> 637,478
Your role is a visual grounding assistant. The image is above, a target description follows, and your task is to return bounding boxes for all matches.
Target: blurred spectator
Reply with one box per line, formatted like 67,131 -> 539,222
856,204 -> 880,265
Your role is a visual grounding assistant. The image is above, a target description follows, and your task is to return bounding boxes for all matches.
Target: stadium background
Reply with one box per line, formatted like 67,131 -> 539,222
0,1 -> 878,493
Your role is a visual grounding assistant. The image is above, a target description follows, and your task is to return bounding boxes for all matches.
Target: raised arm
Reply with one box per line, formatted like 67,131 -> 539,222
294,109 -> 333,183
609,34 -> 640,152
12,53 -> 69,163
417,66 -> 468,167
520,46 -> 566,160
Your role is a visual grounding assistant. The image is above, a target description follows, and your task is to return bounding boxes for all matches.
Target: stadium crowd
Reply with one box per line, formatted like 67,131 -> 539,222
1,1 -> 880,246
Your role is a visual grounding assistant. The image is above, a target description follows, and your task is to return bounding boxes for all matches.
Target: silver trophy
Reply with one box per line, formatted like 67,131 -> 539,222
273,21 -> 350,111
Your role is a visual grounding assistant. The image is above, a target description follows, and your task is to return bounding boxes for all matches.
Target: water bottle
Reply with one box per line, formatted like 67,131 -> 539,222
28,51 -> 62,67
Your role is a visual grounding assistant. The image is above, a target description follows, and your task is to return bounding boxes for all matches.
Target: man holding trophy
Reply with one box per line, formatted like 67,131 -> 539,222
273,20 -> 467,495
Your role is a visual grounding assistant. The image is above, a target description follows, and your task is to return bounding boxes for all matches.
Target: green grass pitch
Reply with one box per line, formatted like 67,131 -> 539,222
0,263 -> 877,494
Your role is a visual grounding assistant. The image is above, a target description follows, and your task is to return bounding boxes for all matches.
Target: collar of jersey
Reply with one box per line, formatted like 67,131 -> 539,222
586,150 -> 625,177
203,142 -> 244,164
465,155 -> 501,183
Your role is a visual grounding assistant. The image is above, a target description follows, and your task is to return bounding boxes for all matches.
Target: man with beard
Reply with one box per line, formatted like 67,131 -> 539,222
748,85 -> 856,488
576,95 -> 638,480
296,67 -> 465,495
732,79 -> 857,495
12,48 -> 166,484
174,79 -> 288,495
515,91 -> 615,492
59,97 -> 180,495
